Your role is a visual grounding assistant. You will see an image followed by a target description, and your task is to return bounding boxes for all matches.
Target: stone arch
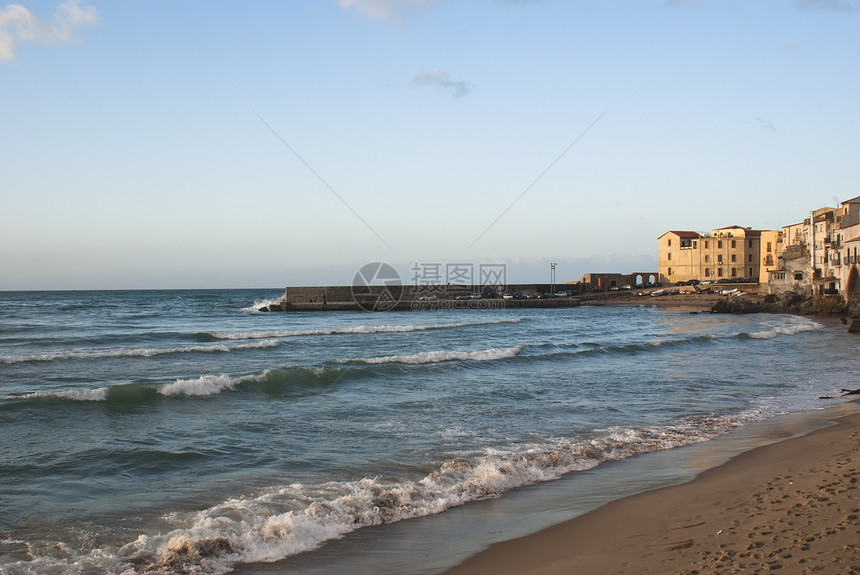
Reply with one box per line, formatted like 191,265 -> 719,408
848,265 -> 860,299
635,274 -> 643,286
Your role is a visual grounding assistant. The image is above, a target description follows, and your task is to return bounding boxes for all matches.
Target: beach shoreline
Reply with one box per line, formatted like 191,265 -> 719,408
445,400 -> 860,575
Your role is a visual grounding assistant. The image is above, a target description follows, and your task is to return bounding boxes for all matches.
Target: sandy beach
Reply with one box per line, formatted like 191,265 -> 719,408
446,403 -> 860,575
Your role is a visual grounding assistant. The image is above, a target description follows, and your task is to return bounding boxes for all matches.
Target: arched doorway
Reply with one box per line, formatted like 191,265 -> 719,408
847,265 -> 860,301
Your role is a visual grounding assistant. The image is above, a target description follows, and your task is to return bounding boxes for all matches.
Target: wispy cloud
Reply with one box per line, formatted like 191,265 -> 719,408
337,0 -> 443,23
0,0 -> 98,62
795,0 -> 860,11
413,68 -> 470,98
757,116 -> 776,131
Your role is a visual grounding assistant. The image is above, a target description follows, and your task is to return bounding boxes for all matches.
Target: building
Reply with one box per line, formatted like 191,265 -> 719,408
837,196 -> 860,309
759,229 -> 783,284
767,196 -> 860,303
658,226 -> 767,285
578,272 -> 657,292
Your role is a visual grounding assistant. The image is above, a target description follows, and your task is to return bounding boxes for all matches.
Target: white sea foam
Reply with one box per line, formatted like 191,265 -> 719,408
747,318 -> 823,339
159,375 -> 240,397
18,387 -> 110,402
114,413 -> 749,575
239,297 -> 285,312
158,370 -> 280,397
0,339 -> 279,364
208,319 -> 523,341
348,345 -> 524,365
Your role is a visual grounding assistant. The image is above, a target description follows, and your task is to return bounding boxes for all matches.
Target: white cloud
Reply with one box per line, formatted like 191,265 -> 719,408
413,68 -> 470,98
0,0 -> 98,62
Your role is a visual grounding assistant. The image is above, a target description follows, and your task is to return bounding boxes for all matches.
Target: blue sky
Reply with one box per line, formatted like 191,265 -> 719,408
2,0 -> 859,290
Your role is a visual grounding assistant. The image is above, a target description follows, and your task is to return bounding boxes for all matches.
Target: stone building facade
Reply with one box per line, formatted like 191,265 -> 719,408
658,226 -> 766,285
768,196 -> 860,305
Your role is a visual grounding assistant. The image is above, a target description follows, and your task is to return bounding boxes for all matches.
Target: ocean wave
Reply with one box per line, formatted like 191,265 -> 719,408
239,297 -> 285,312
344,345 -> 524,365
526,317 -> 823,360
205,318 -> 523,341
744,318 -> 823,340
3,367 -> 350,405
0,339 -> 280,364
111,412 -> 750,575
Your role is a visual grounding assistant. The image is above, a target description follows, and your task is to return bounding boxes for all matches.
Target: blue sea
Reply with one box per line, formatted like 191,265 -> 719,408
1,289 -> 857,575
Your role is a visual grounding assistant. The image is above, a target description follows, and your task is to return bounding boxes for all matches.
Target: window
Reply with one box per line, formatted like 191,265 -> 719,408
731,254 -> 737,263
668,239 -> 672,247
731,240 -> 736,248
749,267 -> 754,277
731,268 -> 737,277
705,268 -> 710,277
794,272 -> 803,280
718,255 -> 723,264
718,268 -> 724,277
705,255 -> 710,263
748,254 -> 753,262
718,240 -> 723,249
748,240 -> 753,248
693,240 -> 698,249
767,242 -> 772,253
668,267 -> 673,276
668,253 -> 672,261
705,241 -> 709,249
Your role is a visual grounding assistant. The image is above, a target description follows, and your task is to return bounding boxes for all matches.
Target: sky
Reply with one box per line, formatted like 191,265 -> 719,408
2,0 -> 859,290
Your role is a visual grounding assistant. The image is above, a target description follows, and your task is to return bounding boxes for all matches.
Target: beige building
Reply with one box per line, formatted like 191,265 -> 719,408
658,226 -> 767,285
759,229 -> 782,284
837,196 -> 860,307
768,196 -> 860,303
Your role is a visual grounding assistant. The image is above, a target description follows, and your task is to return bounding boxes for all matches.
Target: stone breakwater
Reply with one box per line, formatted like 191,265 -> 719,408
258,284 -> 601,312
259,285 -> 860,335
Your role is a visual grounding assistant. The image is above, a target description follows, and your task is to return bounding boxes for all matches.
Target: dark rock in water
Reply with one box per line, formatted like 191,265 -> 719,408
259,306 -> 270,312
710,296 -> 775,314
848,320 -> 860,334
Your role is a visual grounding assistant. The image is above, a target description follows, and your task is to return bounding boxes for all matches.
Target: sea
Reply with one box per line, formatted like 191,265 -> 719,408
1,289 -> 858,575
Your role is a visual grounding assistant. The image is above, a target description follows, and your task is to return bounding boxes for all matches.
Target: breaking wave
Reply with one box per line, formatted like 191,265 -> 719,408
4,367 -> 351,405
89,412 -> 753,575
238,297 -> 285,313
204,319 -> 522,341
744,318 -> 823,340
0,340 -> 280,364
345,346 -> 524,365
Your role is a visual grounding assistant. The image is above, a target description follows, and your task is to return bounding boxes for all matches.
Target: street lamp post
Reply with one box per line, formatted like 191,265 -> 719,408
550,262 -> 557,294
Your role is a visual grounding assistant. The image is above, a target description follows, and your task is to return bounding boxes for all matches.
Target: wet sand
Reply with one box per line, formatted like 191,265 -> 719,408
446,404 -> 860,574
